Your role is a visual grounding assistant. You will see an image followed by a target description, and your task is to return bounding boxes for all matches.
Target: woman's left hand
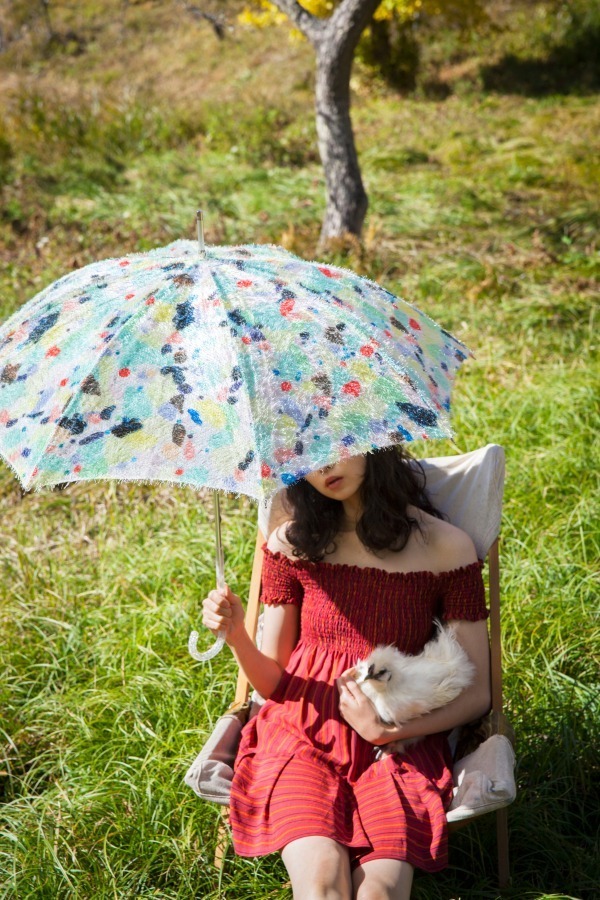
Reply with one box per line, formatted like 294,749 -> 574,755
336,670 -> 389,745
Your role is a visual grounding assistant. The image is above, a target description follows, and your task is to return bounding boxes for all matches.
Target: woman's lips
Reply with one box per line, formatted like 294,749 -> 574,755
325,475 -> 343,488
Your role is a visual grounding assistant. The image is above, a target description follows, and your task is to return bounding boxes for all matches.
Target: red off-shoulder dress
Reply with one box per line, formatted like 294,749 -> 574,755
230,547 -> 488,872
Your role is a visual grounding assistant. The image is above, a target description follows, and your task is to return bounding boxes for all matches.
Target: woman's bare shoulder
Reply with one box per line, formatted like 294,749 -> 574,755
416,510 -> 479,569
266,522 -> 296,558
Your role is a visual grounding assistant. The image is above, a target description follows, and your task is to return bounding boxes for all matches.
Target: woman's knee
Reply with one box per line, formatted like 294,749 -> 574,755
353,858 -> 414,900
282,836 -> 352,900
356,884 -> 400,900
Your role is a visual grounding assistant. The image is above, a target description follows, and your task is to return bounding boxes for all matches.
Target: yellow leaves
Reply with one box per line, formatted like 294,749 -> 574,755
238,0 -> 334,29
298,0 -> 335,16
374,0 -> 422,24
237,1 -> 287,29
373,0 -> 485,25
239,0 -> 482,32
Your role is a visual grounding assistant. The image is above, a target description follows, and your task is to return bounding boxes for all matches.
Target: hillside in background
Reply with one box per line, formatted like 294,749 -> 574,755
0,0 -> 598,263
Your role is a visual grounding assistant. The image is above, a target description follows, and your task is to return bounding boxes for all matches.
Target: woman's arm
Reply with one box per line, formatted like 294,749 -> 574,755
230,602 -> 299,700
201,526 -> 300,700
338,619 -> 491,746
202,586 -> 299,700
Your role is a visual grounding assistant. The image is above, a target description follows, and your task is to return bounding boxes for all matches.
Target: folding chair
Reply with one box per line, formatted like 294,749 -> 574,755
211,444 -> 514,887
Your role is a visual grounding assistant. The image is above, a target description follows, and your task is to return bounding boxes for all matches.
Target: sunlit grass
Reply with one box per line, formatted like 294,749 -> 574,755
0,2 -> 599,898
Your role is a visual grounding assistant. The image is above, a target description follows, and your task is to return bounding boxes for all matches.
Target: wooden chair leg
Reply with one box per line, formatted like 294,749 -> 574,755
496,806 -> 510,889
214,806 -> 231,870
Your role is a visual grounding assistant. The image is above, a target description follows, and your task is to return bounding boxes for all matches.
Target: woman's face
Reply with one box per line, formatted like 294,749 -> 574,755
304,455 -> 367,503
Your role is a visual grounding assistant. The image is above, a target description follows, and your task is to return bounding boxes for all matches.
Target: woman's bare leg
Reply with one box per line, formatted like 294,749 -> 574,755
352,858 -> 414,900
281,836 -> 353,900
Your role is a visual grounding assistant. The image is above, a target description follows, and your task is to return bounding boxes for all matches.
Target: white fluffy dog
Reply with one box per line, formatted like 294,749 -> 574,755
353,620 -> 475,752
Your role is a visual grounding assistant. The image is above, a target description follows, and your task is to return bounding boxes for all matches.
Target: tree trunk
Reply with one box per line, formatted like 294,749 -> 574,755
271,0 -> 381,244
315,46 -> 367,245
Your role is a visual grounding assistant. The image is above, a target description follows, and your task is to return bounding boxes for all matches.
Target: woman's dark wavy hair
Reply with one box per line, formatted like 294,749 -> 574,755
284,445 -> 443,562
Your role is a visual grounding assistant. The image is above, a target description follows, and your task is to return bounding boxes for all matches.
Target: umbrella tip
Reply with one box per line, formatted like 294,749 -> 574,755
196,209 -> 206,259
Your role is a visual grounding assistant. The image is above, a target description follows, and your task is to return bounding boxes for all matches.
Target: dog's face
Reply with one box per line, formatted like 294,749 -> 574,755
354,648 -> 395,694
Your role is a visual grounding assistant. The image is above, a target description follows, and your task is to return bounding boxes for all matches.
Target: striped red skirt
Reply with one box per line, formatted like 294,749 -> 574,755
230,660 -> 454,871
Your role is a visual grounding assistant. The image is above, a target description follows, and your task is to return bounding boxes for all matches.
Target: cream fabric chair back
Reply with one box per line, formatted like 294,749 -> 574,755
416,444 -> 504,558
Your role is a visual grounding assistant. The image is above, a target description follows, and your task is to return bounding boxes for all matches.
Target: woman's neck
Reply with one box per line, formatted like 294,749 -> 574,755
341,495 -> 363,531
338,519 -> 358,533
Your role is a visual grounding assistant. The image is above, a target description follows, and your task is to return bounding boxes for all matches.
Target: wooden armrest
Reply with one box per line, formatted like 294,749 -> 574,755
233,530 -> 265,705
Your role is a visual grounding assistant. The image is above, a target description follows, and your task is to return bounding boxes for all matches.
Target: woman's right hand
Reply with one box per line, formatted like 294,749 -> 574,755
202,585 -> 245,647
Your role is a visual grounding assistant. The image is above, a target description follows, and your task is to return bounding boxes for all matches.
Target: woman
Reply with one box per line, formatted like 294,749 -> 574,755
202,447 -> 491,900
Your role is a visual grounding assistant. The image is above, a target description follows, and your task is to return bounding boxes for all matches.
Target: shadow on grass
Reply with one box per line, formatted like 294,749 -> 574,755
412,699 -> 600,900
482,26 -> 600,96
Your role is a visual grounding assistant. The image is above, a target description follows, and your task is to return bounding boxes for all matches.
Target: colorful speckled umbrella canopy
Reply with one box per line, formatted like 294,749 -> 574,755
0,229 -> 472,660
0,241 -> 470,501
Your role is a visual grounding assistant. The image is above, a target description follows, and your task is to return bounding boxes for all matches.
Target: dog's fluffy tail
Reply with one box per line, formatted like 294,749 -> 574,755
418,619 -> 476,707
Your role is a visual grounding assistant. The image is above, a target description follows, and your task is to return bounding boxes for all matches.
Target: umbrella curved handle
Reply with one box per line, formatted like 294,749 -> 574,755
188,628 -> 226,662
188,492 -> 227,663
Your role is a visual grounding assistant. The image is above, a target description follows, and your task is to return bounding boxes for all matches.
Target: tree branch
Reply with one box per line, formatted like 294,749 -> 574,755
270,0 -> 325,45
326,0 -> 381,56
181,2 -> 228,39
272,0 -> 381,56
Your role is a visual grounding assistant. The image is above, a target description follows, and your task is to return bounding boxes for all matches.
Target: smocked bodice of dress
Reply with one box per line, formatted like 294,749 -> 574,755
261,546 -> 487,661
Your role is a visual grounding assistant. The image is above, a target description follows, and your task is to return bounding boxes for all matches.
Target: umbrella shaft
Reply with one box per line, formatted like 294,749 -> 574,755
214,492 -> 225,590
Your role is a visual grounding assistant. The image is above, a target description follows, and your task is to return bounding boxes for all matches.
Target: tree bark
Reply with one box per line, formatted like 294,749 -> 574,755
314,44 -> 367,244
272,0 -> 381,243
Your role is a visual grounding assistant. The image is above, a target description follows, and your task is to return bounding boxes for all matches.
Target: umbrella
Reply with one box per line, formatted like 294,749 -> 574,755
0,212 -> 471,659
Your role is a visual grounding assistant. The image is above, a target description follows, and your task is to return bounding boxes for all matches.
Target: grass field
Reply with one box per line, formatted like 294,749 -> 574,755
0,2 -> 598,898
